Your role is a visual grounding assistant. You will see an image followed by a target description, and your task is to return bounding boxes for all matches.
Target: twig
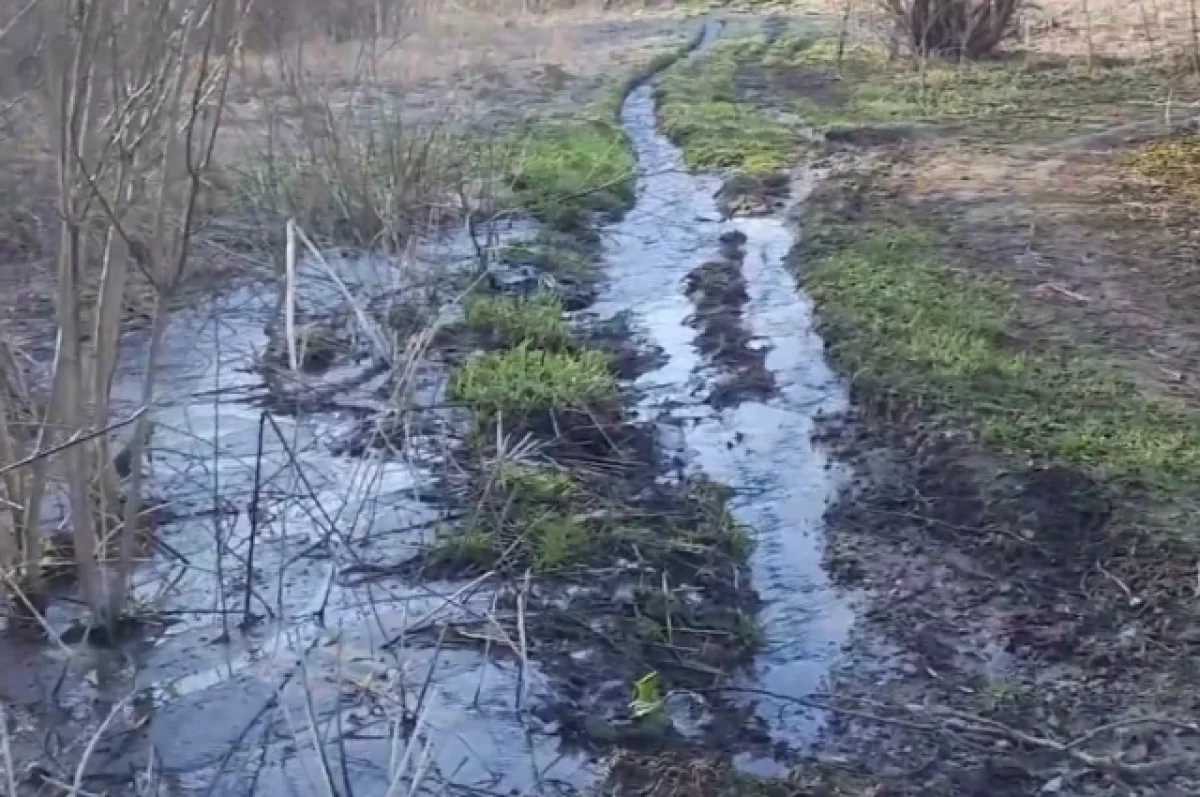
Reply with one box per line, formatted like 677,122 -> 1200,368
0,406 -> 147,478
72,695 -> 132,795
704,686 -> 1200,778
242,411 -> 267,626
0,701 -> 17,797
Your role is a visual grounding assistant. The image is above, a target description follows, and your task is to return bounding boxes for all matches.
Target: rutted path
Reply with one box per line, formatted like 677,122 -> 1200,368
594,20 -> 853,745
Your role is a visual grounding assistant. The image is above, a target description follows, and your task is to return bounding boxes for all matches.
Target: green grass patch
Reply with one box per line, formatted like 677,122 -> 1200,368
498,237 -> 592,276
502,121 -> 636,233
464,293 -> 569,349
448,344 -> 617,417
431,512 -> 591,575
496,463 -> 577,503
656,38 -> 797,175
491,36 -> 707,233
429,464 -> 590,574
806,225 -> 1200,486
776,36 -> 1195,136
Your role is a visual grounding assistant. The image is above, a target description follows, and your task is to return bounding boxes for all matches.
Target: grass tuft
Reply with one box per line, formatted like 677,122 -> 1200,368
806,225 -> 1200,486
464,293 -> 569,349
656,38 -> 796,175
496,463 -> 576,502
502,122 -> 635,232
448,343 -> 617,417
498,237 -> 592,275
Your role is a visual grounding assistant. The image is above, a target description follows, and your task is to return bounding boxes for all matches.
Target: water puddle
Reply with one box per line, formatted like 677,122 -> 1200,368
3,235 -> 583,795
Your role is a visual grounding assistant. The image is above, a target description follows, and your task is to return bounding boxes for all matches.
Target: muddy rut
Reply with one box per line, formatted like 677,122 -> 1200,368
593,22 -> 851,744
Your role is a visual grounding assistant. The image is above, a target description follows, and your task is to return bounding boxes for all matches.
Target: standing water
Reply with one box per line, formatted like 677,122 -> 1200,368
593,21 -> 854,743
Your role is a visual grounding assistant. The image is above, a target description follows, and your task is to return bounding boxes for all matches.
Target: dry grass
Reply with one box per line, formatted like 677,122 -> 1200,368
217,1 -> 685,251
819,0 -> 1200,67
1028,0 -> 1200,64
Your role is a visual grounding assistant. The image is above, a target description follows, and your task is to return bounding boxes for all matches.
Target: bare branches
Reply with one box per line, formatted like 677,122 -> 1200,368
879,0 -> 1023,58
712,686 -> 1200,782
0,0 -> 249,628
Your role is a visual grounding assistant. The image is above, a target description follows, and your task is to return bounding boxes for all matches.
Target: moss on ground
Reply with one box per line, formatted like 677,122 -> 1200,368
1128,133 -> 1200,197
656,37 -> 797,175
803,219 -> 1200,489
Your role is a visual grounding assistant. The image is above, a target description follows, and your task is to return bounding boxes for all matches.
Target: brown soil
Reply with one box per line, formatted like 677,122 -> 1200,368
684,233 -> 779,409
847,141 -> 1200,403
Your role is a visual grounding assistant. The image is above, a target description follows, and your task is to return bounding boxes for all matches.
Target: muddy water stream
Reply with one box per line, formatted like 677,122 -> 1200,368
592,24 -> 854,743
1,17 -> 851,795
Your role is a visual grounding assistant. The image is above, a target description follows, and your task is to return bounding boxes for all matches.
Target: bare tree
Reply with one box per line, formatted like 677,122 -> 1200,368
0,0 -> 247,632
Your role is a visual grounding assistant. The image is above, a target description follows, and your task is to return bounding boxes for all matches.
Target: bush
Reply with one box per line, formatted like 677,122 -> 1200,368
879,0 -> 1021,59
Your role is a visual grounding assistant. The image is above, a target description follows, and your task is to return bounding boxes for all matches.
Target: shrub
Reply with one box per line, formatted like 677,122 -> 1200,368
878,0 -> 1022,59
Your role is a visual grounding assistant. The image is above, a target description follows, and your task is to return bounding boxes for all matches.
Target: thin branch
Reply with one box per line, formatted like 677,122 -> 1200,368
0,406 -> 147,478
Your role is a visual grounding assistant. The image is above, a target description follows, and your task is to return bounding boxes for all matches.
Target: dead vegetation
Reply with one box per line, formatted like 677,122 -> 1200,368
0,0 -> 246,634
0,0 -> 690,633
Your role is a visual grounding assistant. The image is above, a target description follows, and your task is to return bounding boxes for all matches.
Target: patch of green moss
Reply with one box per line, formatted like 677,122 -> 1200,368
448,344 -> 617,417
804,223 -> 1200,486
464,293 -> 569,349
656,38 -> 796,175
